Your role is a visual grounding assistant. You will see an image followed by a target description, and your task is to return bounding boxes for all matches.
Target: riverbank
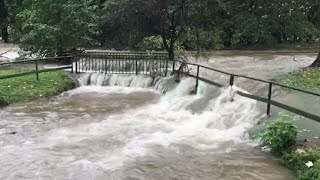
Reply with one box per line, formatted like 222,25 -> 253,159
276,67 -> 320,89
254,68 -> 320,179
0,70 -> 76,107
254,113 -> 320,180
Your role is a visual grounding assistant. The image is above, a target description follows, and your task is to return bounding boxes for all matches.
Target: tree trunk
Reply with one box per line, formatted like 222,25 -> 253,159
310,49 -> 320,67
1,27 -> 8,43
168,44 -> 174,61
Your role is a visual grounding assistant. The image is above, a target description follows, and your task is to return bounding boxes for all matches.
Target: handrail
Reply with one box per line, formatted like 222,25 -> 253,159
172,59 -> 320,122
0,56 -> 74,81
172,59 -> 320,97
0,56 -> 74,66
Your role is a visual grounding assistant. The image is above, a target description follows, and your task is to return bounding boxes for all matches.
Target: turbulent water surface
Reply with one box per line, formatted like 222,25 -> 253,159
2,51 -> 317,180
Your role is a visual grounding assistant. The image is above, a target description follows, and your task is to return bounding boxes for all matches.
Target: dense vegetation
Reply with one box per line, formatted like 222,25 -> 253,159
0,70 -> 76,106
255,113 -> 320,179
0,0 -> 320,62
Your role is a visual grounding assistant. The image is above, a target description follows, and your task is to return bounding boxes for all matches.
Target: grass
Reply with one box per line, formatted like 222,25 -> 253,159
0,69 -> 76,107
276,68 -> 320,89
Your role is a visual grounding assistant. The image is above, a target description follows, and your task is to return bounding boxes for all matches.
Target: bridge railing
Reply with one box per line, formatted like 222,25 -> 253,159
172,59 -> 320,123
74,52 -> 169,76
1,52 -> 319,123
0,56 -> 74,81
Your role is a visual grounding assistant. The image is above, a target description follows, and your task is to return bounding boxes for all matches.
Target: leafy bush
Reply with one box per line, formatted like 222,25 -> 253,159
255,113 -> 298,154
297,168 -> 320,180
0,94 -> 9,107
281,149 -> 320,171
139,36 -> 164,51
139,35 -> 185,53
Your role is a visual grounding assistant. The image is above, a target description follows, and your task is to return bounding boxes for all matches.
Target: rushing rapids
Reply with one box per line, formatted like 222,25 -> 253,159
0,73 -> 295,179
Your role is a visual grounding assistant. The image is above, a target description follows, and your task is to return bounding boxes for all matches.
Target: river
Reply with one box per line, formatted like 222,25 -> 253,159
0,51 -> 318,180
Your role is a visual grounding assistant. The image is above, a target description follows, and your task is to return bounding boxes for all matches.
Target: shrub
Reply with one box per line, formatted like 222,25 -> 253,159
139,36 -> 164,51
0,94 -> 9,107
281,149 -> 320,171
255,113 -> 298,155
297,168 -> 320,180
139,35 -> 185,53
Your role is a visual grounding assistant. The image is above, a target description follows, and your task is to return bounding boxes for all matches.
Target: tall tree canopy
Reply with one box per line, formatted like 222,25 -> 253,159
103,0 -> 223,60
2,0 -> 320,61
100,0 -> 320,60
0,0 -> 8,42
15,0 -> 99,56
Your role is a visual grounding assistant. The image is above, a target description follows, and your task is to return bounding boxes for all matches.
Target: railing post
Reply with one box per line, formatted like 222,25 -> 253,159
229,75 -> 234,86
172,60 -> 175,75
71,56 -> 74,73
35,60 -> 39,81
195,65 -> 200,94
105,59 -> 107,74
135,59 -> 138,75
75,55 -> 78,74
267,83 -> 273,116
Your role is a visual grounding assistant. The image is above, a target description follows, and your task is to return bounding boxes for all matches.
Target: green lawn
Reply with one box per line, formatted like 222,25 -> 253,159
0,70 -> 76,107
276,68 -> 320,89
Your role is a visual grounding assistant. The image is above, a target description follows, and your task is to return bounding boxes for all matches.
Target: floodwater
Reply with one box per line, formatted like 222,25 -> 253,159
0,50 -> 318,180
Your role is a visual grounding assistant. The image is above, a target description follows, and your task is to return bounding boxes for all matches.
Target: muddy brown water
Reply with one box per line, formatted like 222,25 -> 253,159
1,51 -> 318,180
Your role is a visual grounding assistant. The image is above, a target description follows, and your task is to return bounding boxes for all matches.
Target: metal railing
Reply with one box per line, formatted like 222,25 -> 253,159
74,52 -> 169,76
1,52 -> 319,123
0,56 -> 74,81
172,59 -> 320,122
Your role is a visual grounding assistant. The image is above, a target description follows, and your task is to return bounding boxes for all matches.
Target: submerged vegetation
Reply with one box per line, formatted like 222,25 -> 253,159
276,68 -> 320,89
0,70 -> 76,107
255,113 -> 320,179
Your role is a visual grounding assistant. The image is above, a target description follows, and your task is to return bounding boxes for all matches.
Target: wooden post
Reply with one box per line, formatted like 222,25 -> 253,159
35,60 -> 39,81
267,83 -> 273,116
195,65 -> 200,94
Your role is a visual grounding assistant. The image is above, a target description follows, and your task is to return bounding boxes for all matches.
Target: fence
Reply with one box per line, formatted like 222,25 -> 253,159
172,59 -> 320,123
0,52 -> 319,123
74,52 -> 168,76
0,56 -> 73,80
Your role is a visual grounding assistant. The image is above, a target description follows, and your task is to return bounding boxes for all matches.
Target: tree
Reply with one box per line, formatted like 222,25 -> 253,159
103,0 -> 223,60
0,0 -> 8,43
4,0 -> 24,42
309,0 -> 320,67
15,0 -> 99,56
222,0 -> 317,46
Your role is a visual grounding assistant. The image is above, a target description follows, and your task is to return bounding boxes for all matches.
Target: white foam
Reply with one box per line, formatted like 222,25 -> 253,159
41,78 -> 260,170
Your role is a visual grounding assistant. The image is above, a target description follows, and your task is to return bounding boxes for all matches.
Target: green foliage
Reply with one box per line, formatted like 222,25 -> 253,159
255,113 -> 298,154
0,70 -> 75,106
280,149 -> 320,180
139,36 -> 164,51
0,0 -> 8,27
101,0 -> 320,50
139,35 -> 185,54
181,29 -> 224,50
297,168 -> 320,180
276,68 -> 320,89
15,0 -> 99,56
0,94 -> 9,107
